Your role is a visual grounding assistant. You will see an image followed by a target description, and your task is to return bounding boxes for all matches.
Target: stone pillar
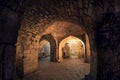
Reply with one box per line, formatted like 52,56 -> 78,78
84,43 -> 87,63
0,44 -> 18,80
0,5 -> 23,80
85,34 -> 91,63
0,45 -> 4,80
50,42 -> 57,62
56,43 -> 59,62
89,40 -> 97,80
16,45 -> 24,79
50,46 -> 57,62
84,34 -> 97,80
2,44 -> 16,80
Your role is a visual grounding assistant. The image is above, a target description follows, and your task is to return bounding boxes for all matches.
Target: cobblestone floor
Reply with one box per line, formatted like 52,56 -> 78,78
23,57 -> 90,80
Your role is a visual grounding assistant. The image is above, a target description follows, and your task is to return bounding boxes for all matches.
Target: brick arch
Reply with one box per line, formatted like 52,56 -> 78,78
58,33 -> 93,79
40,34 -> 57,62
43,20 -> 87,43
58,34 -> 86,44
58,35 -> 87,61
44,19 -> 88,34
0,0 -> 97,78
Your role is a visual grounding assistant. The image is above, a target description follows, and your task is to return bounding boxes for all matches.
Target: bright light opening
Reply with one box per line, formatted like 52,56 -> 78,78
59,36 -> 85,61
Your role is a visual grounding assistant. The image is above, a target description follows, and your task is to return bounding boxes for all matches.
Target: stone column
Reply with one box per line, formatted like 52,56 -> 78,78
0,45 -> 4,80
84,33 -> 97,80
85,34 -> 91,63
0,5 -> 23,80
50,41 -> 58,62
16,45 -> 24,79
84,42 -> 87,63
2,44 -> 16,80
51,46 -> 57,62
56,43 -> 59,62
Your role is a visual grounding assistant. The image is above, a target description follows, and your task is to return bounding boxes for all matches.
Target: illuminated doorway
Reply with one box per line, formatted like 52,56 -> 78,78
38,40 -> 51,69
59,36 -> 86,62
63,40 -> 85,59
39,40 -> 50,62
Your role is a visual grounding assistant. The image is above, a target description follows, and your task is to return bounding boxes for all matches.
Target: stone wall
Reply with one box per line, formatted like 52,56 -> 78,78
96,13 -> 120,80
1,0 -> 120,80
95,1 -> 120,80
0,1 -> 23,79
16,0 -> 97,79
85,34 -> 91,63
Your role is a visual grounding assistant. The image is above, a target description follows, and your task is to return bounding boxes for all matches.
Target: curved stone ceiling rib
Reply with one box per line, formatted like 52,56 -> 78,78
43,21 -> 86,42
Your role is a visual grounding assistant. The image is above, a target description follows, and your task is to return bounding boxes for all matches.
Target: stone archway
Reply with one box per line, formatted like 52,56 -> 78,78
38,40 -> 50,61
2,0 -> 97,80
40,34 -> 57,62
1,0 -> 120,80
41,21 -> 94,79
58,35 -> 89,63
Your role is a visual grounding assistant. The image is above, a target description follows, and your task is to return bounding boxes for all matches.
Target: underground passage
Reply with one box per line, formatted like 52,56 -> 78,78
0,0 -> 120,80
39,40 -> 50,62
16,20 -> 91,80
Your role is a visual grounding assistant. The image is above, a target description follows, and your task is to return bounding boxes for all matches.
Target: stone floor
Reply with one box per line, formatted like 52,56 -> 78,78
23,57 -> 90,80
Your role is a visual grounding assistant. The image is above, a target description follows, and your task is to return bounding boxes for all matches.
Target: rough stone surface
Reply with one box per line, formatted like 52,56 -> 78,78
23,58 -> 90,80
0,6 -> 21,44
3,45 -> 16,80
96,13 -> 120,80
15,0 -> 97,80
0,0 -> 120,80
95,1 -> 120,79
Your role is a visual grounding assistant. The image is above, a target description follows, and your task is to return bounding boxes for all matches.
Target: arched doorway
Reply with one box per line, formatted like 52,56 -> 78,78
39,40 -> 50,62
63,39 -> 85,59
38,40 -> 51,69
16,20 -> 93,80
59,36 -> 86,62
40,34 -> 57,62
